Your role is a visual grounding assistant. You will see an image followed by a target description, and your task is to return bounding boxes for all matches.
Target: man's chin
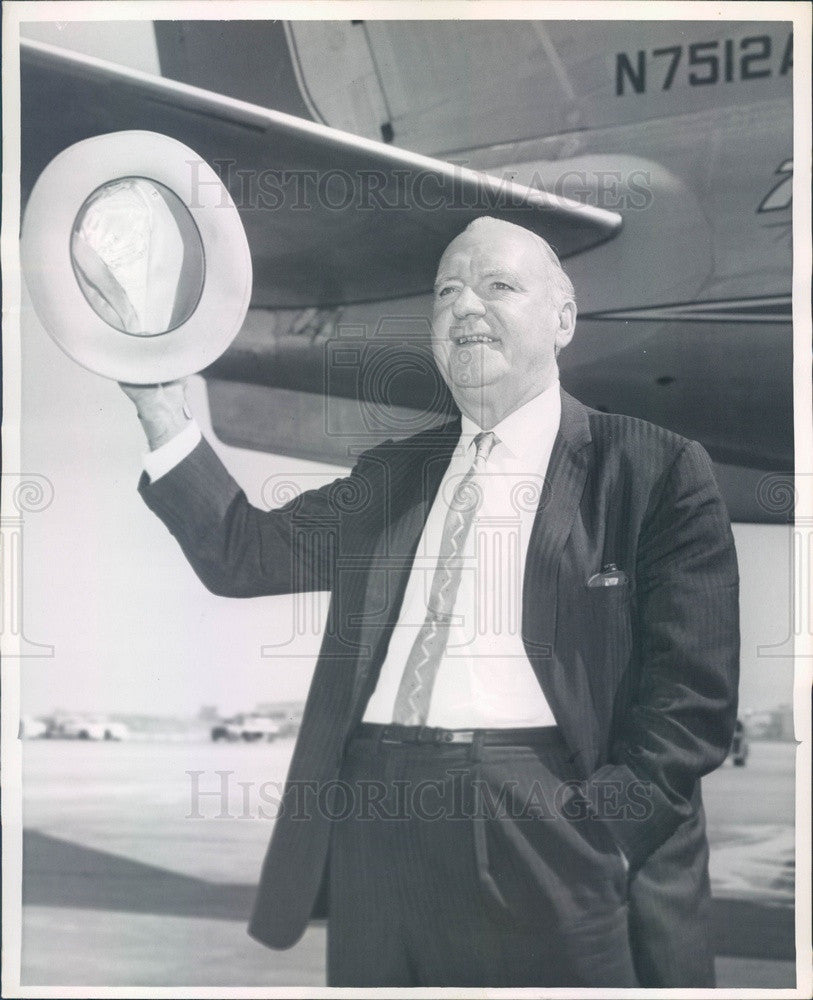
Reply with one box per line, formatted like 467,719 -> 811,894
448,368 -> 504,392
446,375 -> 507,415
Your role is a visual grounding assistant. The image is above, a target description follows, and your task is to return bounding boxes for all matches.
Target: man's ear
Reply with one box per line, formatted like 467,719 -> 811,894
555,300 -> 577,353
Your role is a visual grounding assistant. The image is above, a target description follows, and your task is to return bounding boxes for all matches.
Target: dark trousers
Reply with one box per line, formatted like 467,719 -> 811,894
326,726 -> 637,987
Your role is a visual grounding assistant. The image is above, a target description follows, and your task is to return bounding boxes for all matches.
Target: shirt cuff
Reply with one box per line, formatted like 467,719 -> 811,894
142,421 -> 202,482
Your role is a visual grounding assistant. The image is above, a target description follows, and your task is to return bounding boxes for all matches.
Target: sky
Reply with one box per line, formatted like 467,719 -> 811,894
13,17 -> 797,720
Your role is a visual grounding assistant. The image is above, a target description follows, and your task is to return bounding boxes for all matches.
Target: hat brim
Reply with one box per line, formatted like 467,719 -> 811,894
21,130 -> 252,384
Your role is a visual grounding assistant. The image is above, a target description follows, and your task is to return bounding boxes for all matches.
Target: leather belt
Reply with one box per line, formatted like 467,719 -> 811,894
352,722 -> 561,747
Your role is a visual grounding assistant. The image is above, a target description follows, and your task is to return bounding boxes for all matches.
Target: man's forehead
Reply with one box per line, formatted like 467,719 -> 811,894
437,225 -> 541,277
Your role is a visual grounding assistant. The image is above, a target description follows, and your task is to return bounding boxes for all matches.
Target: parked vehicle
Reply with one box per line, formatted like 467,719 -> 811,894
211,714 -> 280,742
45,716 -> 129,740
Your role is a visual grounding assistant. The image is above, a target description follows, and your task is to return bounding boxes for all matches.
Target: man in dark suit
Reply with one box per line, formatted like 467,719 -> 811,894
123,217 -> 739,987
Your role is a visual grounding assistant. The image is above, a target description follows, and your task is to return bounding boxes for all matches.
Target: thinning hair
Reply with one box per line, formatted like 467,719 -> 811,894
459,216 -> 576,310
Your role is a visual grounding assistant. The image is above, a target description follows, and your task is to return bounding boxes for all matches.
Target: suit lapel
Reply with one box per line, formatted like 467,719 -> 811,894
522,389 -> 592,664
391,418 -> 462,533
349,418 -> 461,715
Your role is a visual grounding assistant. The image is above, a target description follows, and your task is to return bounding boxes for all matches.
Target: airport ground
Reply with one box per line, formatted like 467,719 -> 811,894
16,737 -> 797,989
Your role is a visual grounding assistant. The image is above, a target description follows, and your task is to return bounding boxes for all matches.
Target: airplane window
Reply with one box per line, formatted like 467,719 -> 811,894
70,177 -> 205,336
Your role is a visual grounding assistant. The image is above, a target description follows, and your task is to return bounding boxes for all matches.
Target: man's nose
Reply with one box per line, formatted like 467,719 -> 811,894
452,285 -> 486,319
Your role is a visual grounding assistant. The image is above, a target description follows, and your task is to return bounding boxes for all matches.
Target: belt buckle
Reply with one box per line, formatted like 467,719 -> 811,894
452,729 -> 475,744
429,728 -> 475,744
416,727 -> 438,744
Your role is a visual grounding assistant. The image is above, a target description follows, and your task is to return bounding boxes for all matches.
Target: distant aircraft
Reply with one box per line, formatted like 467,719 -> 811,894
20,19 -> 793,522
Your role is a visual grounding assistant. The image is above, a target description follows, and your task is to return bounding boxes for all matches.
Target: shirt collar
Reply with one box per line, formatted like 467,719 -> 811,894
460,380 -> 561,460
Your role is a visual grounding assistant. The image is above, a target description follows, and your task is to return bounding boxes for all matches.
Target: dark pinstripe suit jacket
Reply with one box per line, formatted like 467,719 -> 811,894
140,389 -> 740,987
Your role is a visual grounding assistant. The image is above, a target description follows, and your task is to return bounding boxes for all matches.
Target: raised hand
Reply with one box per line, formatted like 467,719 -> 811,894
120,379 -> 191,450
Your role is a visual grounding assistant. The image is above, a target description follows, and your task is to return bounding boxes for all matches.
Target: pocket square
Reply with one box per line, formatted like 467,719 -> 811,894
587,564 -> 628,588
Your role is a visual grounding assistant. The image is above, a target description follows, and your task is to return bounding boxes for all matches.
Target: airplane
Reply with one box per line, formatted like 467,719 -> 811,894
11,17 -> 800,986
19,18 -> 794,526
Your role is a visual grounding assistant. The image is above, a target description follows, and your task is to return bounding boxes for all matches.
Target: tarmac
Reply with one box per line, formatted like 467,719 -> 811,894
16,737 -> 798,989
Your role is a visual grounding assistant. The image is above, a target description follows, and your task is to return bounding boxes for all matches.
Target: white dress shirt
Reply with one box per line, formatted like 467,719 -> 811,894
145,383 -> 561,728
363,382 -> 561,727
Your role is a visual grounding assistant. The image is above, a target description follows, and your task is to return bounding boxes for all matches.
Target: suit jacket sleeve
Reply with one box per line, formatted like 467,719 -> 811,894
138,435 -> 375,598
584,440 -> 740,870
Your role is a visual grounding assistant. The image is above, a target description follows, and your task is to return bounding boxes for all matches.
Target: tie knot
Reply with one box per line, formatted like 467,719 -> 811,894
473,431 -> 498,466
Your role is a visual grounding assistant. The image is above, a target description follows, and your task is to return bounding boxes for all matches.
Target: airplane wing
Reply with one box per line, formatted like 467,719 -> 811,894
20,38 -> 622,308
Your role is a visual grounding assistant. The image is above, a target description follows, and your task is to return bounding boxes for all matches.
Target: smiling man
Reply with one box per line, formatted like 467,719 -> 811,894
431,216 -> 575,426
125,216 -> 739,988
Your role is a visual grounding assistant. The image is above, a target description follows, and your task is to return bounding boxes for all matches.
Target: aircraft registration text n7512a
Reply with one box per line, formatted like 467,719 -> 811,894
616,33 -> 793,95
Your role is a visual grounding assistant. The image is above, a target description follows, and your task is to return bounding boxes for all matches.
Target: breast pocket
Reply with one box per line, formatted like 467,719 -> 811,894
585,581 -> 633,681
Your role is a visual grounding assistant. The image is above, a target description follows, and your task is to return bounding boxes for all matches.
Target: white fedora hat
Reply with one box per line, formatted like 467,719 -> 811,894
21,130 -> 252,384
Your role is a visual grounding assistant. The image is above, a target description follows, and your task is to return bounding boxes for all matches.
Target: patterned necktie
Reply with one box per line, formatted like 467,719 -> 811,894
392,431 -> 498,725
